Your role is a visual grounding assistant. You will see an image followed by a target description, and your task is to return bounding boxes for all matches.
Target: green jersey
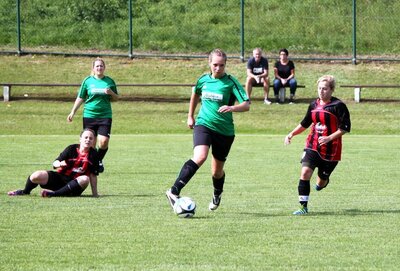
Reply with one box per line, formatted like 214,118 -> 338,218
78,76 -> 118,118
194,73 -> 248,136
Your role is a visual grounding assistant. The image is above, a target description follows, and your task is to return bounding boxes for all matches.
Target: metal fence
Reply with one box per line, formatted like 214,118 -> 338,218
0,0 -> 399,63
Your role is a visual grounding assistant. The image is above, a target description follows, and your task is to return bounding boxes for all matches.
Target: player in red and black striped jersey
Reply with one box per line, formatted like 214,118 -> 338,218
7,129 -> 100,198
284,75 -> 351,215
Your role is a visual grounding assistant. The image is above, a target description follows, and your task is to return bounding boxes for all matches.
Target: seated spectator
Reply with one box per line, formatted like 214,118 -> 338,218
273,48 -> 297,103
245,48 -> 271,104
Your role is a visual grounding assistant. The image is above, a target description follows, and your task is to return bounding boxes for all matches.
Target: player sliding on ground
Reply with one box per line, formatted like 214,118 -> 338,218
8,129 -> 100,198
284,75 -> 351,215
166,49 -> 250,212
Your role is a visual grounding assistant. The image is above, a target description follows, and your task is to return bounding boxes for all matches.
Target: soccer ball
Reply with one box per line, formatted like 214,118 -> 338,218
173,197 -> 196,218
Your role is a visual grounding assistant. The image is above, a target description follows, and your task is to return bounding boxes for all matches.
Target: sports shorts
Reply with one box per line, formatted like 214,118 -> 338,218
193,125 -> 235,162
83,118 -> 112,138
40,171 -> 84,196
301,149 -> 338,180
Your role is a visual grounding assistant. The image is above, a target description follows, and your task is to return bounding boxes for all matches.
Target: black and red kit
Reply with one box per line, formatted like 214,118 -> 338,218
55,144 -> 99,178
300,97 -> 351,161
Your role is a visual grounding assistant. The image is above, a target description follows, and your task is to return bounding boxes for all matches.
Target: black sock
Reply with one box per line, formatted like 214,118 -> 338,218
52,179 -> 82,197
298,179 -> 310,208
171,159 -> 199,195
212,174 -> 225,196
97,148 -> 108,161
23,176 -> 38,194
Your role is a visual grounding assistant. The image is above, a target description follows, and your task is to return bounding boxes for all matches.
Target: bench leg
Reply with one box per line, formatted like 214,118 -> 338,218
279,87 -> 285,103
354,87 -> 361,103
3,85 -> 10,102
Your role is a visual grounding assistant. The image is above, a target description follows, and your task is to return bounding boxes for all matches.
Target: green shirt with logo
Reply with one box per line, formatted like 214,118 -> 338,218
194,73 -> 248,136
77,76 -> 118,118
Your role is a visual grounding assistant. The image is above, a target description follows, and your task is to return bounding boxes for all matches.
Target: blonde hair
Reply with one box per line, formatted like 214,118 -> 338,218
317,75 -> 336,90
91,57 -> 106,76
208,48 -> 227,63
253,47 -> 263,54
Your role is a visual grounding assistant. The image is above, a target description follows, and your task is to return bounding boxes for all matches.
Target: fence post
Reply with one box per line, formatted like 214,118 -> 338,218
352,0 -> 357,64
3,85 -> 11,102
354,87 -> 361,103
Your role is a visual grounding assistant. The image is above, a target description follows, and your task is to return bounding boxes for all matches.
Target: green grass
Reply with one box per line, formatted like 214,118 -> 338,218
0,134 -> 399,270
0,55 -> 399,270
1,0 -> 400,55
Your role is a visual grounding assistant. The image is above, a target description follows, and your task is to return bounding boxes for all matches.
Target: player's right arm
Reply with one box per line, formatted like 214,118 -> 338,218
67,97 -> 85,122
187,92 -> 200,129
285,124 -> 307,145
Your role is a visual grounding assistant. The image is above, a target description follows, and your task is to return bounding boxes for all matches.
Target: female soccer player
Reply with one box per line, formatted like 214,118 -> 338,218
166,48 -> 250,212
8,129 -> 100,197
67,58 -> 118,173
284,75 -> 351,215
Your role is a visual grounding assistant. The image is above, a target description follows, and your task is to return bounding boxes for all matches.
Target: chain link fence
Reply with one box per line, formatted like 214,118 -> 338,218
0,0 -> 399,62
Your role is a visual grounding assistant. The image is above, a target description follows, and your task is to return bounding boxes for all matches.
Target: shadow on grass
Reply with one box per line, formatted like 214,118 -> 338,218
238,208 -> 400,217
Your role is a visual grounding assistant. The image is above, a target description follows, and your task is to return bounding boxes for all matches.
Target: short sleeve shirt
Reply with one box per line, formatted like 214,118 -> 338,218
247,57 -> 269,75
55,144 -> 100,178
78,76 -> 118,118
193,73 -> 249,136
300,97 -> 351,161
274,60 -> 295,79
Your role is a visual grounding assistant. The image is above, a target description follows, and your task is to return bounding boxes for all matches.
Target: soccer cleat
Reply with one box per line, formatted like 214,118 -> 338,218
263,99 -> 272,105
208,194 -> 222,211
98,161 -> 104,173
41,190 -> 55,198
315,180 -> 329,191
165,189 -> 180,209
7,189 -> 26,196
293,206 -> 308,215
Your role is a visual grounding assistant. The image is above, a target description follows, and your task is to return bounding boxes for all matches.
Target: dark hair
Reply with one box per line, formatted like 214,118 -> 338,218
80,128 -> 96,137
279,48 -> 289,56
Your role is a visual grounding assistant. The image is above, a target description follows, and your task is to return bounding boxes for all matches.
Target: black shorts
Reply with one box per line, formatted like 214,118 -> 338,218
40,171 -> 83,196
83,118 -> 112,138
193,125 -> 235,162
301,149 -> 338,180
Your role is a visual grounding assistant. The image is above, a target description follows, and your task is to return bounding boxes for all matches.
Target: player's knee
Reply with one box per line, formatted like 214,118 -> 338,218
30,170 -> 48,183
76,176 -> 90,187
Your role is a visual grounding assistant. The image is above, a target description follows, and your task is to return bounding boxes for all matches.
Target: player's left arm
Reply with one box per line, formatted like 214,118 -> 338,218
218,100 -> 250,113
105,87 -> 118,101
89,173 -> 99,197
318,129 -> 347,146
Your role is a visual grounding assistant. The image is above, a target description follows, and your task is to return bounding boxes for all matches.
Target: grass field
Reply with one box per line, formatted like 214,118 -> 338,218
0,54 -> 399,270
0,134 -> 399,270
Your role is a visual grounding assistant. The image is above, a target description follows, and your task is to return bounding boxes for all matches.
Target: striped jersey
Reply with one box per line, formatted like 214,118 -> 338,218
55,144 -> 99,179
300,97 -> 351,161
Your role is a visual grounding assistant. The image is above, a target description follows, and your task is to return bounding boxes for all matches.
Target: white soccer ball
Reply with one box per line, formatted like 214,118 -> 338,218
173,197 -> 196,218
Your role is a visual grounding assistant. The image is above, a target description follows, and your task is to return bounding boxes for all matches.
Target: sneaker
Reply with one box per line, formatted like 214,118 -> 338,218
165,189 -> 180,209
293,206 -> 308,215
98,161 -> 104,173
289,98 -> 295,104
208,194 -> 222,211
263,99 -> 272,105
41,190 -> 55,198
7,189 -> 26,196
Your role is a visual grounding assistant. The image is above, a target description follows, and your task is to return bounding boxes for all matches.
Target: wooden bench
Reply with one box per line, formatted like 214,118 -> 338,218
1,82 -> 305,102
253,84 -> 305,102
340,84 -> 400,103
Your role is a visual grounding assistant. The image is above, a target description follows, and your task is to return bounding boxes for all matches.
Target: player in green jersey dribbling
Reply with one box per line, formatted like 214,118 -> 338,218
166,48 -> 250,212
